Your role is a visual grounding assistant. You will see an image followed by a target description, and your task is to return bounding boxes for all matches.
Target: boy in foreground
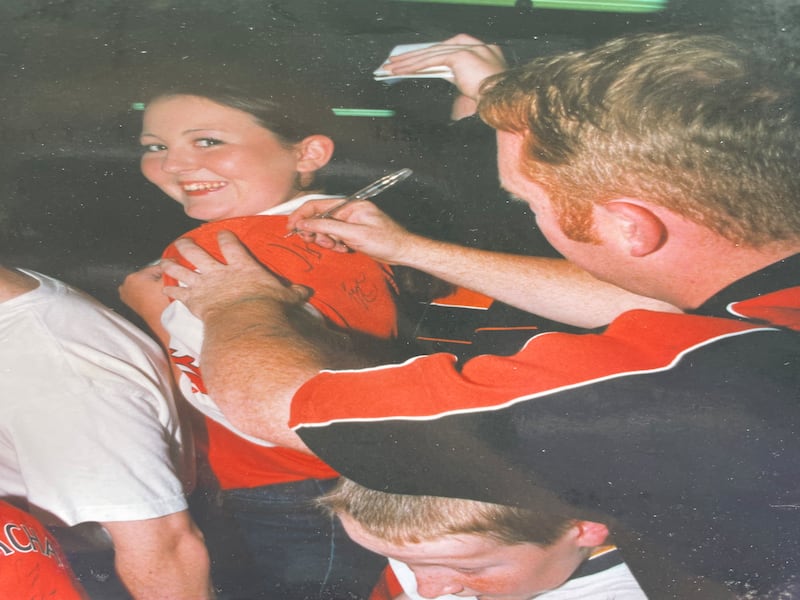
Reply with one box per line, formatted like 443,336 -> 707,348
319,478 -> 646,600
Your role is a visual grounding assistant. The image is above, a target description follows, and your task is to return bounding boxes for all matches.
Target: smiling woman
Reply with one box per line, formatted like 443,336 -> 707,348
139,93 -> 336,222
121,86 -> 398,599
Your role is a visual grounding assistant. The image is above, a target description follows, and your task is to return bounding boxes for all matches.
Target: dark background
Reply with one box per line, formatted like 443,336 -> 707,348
1,0 -> 798,314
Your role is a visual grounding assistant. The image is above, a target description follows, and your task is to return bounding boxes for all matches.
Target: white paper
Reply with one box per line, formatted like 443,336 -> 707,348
373,42 -> 454,83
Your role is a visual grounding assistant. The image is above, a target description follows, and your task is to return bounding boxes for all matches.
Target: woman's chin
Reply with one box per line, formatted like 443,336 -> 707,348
184,206 -> 227,223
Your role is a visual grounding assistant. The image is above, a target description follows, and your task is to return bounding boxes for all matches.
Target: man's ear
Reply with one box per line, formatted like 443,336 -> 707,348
602,200 -> 666,257
295,135 -> 335,173
574,520 -> 610,548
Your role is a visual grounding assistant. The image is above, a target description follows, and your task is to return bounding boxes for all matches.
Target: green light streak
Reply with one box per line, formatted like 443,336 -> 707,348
331,108 -> 397,118
392,0 -> 516,4
534,0 -> 665,12
129,104 -> 397,117
390,0 -> 666,12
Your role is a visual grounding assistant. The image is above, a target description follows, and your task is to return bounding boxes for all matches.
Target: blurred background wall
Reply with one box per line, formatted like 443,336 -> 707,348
0,0 -> 797,313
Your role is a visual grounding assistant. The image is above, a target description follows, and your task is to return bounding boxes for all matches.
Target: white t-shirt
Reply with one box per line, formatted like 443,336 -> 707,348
0,270 -> 188,527
388,547 -> 648,600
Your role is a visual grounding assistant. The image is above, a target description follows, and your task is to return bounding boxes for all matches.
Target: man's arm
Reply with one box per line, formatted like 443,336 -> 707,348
161,231 -> 366,450
345,34 -> 677,326
287,201 -> 679,329
102,511 -> 213,600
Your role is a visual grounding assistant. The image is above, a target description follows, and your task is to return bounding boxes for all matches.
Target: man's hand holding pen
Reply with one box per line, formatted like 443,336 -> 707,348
287,199 -> 419,267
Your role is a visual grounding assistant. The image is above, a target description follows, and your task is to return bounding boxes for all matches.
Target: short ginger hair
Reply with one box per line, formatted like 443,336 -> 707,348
479,33 -> 800,246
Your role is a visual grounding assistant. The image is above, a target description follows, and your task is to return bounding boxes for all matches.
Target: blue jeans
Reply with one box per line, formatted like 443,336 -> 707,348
220,478 -> 386,600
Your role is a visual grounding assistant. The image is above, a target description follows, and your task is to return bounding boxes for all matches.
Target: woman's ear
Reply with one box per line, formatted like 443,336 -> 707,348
602,200 -> 667,257
295,135 -> 335,173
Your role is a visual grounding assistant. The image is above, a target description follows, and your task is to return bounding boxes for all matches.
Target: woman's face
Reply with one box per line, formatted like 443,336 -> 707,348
140,94 -> 311,221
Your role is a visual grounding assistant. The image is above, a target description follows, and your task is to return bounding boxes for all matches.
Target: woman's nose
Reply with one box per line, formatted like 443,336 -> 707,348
160,149 -> 196,173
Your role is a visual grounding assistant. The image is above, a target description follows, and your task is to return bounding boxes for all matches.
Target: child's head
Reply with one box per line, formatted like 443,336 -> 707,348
320,478 -> 609,599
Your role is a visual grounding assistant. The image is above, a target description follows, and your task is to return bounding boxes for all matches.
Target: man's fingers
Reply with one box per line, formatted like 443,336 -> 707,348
168,231 -> 254,274
162,281 -> 187,302
160,257 -> 200,282
287,198 -> 347,230
215,230 -> 257,265
295,216 -> 346,236
289,284 -> 313,302
171,237 -> 220,270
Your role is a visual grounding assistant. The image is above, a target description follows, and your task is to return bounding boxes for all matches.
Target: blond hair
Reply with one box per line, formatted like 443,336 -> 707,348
319,478 -> 574,547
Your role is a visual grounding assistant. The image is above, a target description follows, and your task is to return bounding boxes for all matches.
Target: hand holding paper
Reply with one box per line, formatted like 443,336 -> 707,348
374,42 -> 455,83
374,34 -> 508,101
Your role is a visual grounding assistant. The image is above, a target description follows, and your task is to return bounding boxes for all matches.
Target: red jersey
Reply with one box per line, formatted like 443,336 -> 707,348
162,215 -> 398,488
0,501 -> 86,599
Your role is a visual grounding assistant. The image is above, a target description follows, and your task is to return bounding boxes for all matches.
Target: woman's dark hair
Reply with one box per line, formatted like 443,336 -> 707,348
144,82 -> 336,145
143,82 -> 338,193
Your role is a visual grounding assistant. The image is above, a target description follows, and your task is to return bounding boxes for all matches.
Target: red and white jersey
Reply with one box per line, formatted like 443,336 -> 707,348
0,501 -> 87,599
161,213 -> 398,488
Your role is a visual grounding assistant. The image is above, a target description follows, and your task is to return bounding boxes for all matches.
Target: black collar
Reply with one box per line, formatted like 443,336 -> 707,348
689,253 -> 800,320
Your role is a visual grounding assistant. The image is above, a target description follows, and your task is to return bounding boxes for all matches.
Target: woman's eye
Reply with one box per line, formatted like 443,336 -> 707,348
195,138 -> 224,148
141,143 -> 166,153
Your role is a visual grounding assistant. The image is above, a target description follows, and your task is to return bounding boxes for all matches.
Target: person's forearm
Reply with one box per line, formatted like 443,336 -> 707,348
394,235 -> 679,328
118,538 -> 213,599
107,516 -> 214,600
200,297 -> 361,451
289,204 -> 678,327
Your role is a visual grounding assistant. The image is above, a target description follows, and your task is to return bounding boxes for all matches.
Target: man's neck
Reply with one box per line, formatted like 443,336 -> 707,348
0,266 -> 39,302
661,241 -> 800,310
